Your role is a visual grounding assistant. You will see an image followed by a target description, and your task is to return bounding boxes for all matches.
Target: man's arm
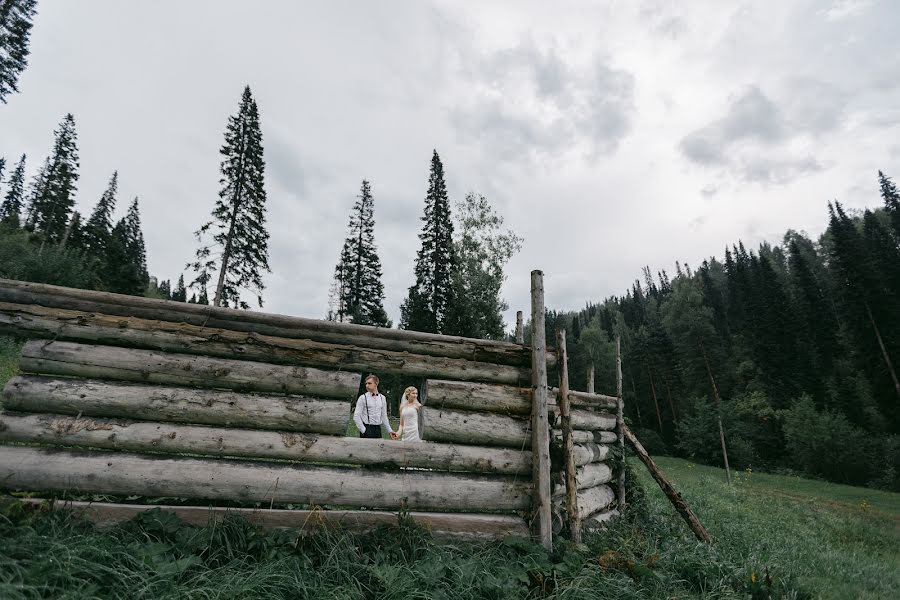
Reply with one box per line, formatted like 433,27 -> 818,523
353,395 -> 366,434
380,396 -> 394,434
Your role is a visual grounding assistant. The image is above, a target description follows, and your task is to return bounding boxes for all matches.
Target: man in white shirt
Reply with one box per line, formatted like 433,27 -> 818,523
353,374 -> 398,439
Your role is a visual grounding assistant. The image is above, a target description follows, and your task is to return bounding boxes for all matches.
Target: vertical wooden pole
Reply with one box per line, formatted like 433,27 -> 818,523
515,310 -> 524,344
701,343 -> 731,484
616,335 -> 625,511
587,363 -> 595,394
530,270 -> 552,550
556,329 -> 580,542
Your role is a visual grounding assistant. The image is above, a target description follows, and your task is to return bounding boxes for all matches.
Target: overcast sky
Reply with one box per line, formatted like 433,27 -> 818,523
1,0 -> 899,328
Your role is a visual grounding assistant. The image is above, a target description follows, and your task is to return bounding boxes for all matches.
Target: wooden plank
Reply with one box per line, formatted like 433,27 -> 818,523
552,463 -> 612,498
421,406 -> 530,449
17,499 -> 530,541
550,407 -> 616,431
424,379 -> 531,415
552,429 -> 617,444
0,303 -> 529,385
556,329 -> 580,542
0,412 -> 533,475
19,340 -> 358,399
3,375 -> 351,435
530,270 -> 552,551
0,446 -> 531,511
0,280 -> 540,367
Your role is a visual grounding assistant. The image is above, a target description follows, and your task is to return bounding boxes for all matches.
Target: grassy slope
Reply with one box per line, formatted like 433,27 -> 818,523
1,335 -> 898,598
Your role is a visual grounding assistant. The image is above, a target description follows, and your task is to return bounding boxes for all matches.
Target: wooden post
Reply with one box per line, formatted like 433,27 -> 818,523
556,329 -> 580,542
701,343 -> 731,484
530,270 -> 552,551
616,335 -> 625,511
623,425 -> 712,544
515,311 -> 524,344
587,363 -> 595,394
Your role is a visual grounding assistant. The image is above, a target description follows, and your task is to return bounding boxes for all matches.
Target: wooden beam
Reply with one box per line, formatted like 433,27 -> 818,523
549,407 -> 616,431
0,446 -> 531,512
0,303 -> 529,385
515,311 -> 524,345
552,429 -> 617,444
19,340 -> 359,399
530,270 -> 552,551
421,406 -> 530,449
616,335 -> 625,510
16,499 -> 530,541
0,412 -> 532,475
552,463 -> 612,497
424,379 -> 532,415
556,329 -> 580,542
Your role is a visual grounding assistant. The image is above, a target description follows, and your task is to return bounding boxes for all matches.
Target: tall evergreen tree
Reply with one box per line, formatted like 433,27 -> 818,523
172,274 -> 187,302
189,85 -> 269,309
107,198 -> 148,295
27,114 -> 79,243
81,171 -> 118,259
0,0 -> 38,103
400,150 -> 456,334
879,170 -> 900,241
330,180 -> 390,326
0,153 -> 25,225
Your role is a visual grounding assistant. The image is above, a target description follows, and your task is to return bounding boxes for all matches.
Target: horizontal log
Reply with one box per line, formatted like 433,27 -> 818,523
552,429 -> 617,444
583,509 -> 619,530
550,407 -> 616,431
573,443 -> 612,466
19,340 -> 358,399
0,280 -> 550,367
0,446 -> 531,511
424,379 -> 531,415
421,406 -> 530,449
3,376 -> 350,435
18,499 -> 530,541
0,303 -> 528,385
551,463 -> 612,498
0,412 -> 532,475
551,484 -> 614,521
550,388 -> 618,410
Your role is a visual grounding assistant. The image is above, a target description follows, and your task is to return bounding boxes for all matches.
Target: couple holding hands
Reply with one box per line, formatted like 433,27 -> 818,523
352,374 -> 422,442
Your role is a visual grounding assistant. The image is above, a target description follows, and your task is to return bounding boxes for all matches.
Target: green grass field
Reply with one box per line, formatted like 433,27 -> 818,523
1,336 -> 898,598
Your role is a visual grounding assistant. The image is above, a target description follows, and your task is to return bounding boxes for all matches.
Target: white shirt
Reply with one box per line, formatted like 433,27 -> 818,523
353,392 -> 394,435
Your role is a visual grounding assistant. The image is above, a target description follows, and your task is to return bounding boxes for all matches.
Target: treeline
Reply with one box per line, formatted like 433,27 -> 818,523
547,172 -> 900,490
0,115 -> 149,295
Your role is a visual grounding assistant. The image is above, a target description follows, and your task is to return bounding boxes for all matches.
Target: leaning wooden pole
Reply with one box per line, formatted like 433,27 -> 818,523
623,425 -> 712,544
515,311 -> 524,344
530,270 -> 552,550
701,343 -> 731,484
616,335 -> 625,511
556,329 -> 580,542
865,301 -> 900,400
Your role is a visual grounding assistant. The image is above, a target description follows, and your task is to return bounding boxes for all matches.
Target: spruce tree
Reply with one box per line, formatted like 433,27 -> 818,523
82,171 -> 118,259
400,150 -> 456,333
172,274 -> 187,302
879,170 -> 900,241
331,180 -> 390,326
107,198 -> 148,295
0,0 -> 38,103
27,114 -> 79,243
0,153 -> 25,226
158,279 -> 171,300
189,85 -> 269,309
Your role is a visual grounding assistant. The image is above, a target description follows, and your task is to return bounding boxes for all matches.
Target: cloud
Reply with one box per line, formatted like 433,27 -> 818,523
449,40 -> 635,166
823,0 -> 873,21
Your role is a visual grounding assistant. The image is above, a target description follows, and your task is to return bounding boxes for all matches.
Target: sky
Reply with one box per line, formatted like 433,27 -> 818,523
1,0 -> 899,329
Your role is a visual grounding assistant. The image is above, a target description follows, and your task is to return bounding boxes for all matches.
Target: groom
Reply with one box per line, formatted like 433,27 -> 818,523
353,374 -> 398,440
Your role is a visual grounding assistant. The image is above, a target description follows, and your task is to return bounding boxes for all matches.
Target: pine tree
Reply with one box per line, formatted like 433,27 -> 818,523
172,274 -> 187,302
0,0 -> 38,103
400,150 -> 456,333
189,86 -> 269,309
107,198 -> 148,295
81,171 -> 118,259
330,180 -> 390,326
0,153 -> 26,225
0,157 -> 5,189
879,170 -> 900,241
158,279 -> 171,300
27,114 -> 79,244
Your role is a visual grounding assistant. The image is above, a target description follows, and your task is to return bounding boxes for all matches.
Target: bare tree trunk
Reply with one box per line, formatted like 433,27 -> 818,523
865,300 -> 900,401
630,374 -> 643,427
647,365 -> 663,433
530,270 -> 552,551
213,121 -> 248,308
701,344 -> 731,484
615,335 -> 625,511
664,376 -> 678,423
556,329 -> 580,543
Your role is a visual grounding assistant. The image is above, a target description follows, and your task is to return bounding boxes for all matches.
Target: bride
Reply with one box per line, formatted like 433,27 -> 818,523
396,386 -> 422,442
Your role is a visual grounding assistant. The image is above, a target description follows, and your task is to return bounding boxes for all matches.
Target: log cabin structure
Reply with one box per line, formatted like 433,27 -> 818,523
0,271 -> 624,548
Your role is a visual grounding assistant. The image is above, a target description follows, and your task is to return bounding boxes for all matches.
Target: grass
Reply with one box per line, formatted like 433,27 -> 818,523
1,335 -> 898,598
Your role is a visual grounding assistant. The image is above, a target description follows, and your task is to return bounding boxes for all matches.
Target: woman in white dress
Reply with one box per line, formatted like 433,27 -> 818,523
396,386 -> 422,442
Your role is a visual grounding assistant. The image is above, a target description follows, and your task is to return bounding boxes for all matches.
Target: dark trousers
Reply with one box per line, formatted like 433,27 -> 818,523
359,424 -> 382,439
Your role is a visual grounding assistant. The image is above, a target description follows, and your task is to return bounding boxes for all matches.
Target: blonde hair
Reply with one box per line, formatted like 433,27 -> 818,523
401,386 -> 421,409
